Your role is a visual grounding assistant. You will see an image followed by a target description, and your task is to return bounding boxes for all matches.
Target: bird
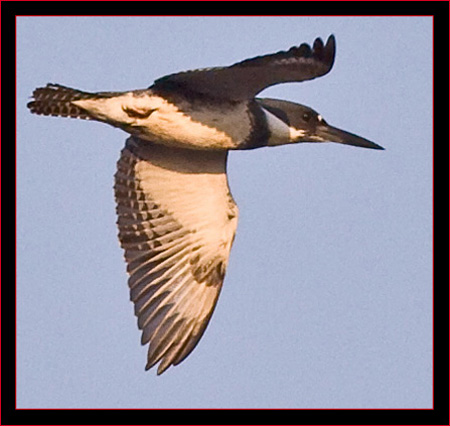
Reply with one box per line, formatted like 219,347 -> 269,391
27,35 -> 383,375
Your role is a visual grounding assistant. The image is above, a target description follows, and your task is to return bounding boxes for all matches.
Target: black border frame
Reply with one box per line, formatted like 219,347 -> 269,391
5,2 -> 448,425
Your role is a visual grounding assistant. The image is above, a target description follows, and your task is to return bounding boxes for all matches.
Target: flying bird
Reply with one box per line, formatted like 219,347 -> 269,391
27,35 -> 383,375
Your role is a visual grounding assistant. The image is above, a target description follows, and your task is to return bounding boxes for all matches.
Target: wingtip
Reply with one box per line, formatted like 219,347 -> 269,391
327,34 -> 336,46
157,364 -> 169,375
313,34 -> 335,48
325,34 -> 336,70
147,361 -> 170,375
145,354 -> 172,375
311,34 -> 336,74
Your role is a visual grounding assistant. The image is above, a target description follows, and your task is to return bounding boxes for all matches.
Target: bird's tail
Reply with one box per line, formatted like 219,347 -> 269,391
27,83 -> 97,119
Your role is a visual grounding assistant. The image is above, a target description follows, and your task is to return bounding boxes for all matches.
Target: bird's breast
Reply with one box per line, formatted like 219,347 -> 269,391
132,95 -> 254,150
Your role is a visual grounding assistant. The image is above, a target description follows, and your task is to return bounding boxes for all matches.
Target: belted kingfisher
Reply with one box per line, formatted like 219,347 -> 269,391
28,35 -> 383,375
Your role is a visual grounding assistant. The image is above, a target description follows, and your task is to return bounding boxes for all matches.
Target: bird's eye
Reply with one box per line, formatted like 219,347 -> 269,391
303,112 -> 312,122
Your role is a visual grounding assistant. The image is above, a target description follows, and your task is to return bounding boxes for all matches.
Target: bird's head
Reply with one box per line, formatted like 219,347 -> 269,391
258,98 -> 384,150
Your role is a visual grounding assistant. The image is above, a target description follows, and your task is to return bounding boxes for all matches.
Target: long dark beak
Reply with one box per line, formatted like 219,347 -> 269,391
315,123 -> 384,150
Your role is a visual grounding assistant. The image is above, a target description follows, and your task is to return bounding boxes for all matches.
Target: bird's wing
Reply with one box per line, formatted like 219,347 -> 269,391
114,137 -> 238,374
152,35 -> 335,101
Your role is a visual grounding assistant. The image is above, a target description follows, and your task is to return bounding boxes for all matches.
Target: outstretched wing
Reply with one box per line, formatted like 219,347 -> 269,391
152,35 -> 335,101
114,137 -> 238,374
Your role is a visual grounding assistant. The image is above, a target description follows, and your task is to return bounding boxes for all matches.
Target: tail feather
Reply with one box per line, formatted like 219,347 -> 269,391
27,83 -> 95,119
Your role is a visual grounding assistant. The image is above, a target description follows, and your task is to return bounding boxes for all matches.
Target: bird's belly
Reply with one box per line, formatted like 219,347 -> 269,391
134,99 -> 251,150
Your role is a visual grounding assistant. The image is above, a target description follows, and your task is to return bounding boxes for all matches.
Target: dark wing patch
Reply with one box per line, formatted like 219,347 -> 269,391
152,35 -> 336,101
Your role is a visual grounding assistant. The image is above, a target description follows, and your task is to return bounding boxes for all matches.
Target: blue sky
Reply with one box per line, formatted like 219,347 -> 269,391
17,16 -> 432,408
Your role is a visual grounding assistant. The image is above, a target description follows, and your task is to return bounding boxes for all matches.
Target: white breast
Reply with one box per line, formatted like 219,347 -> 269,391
262,108 -> 306,145
262,108 -> 291,146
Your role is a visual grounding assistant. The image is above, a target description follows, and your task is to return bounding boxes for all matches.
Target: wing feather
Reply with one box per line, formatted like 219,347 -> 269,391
114,137 -> 238,374
152,35 -> 335,101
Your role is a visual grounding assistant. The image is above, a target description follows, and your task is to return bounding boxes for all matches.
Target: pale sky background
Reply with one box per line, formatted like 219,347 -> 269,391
16,16 -> 432,409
